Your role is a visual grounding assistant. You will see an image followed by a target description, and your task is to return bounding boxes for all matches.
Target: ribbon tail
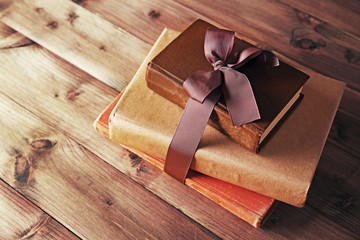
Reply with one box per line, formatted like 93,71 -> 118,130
164,87 -> 222,183
221,68 -> 260,126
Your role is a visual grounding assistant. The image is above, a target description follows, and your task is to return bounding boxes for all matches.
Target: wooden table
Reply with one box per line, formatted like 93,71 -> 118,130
0,0 -> 359,239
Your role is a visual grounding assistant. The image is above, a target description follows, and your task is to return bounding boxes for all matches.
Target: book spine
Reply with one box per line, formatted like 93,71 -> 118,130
146,62 -> 262,153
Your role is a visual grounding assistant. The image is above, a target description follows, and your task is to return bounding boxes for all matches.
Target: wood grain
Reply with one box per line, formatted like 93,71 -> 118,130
0,180 -> 79,240
0,31 -> 32,49
0,20 -> 31,49
0,0 -> 151,91
0,44 -> 358,238
76,0 -> 267,63
307,142 -> 360,234
0,20 -> 14,37
339,88 -> 360,120
263,201 -> 359,239
80,0 -> 202,44
0,93 -> 219,239
174,0 -> 360,90
0,0 -> 359,237
277,0 -> 360,38
328,110 -> 360,158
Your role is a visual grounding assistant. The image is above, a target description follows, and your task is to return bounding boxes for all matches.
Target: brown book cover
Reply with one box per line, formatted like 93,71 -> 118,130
94,91 -> 277,228
109,25 -> 345,207
146,19 -> 309,152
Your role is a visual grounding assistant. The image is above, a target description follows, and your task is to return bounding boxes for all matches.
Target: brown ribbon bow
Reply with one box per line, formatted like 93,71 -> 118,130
164,28 -> 279,183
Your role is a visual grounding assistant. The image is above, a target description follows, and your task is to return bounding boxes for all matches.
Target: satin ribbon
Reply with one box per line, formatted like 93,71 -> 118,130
164,28 -> 279,183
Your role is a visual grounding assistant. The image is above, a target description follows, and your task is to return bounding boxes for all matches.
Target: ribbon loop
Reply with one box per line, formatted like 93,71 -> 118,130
227,47 -> 263,69
204,29 -> 234,65
183,70 -> 222,103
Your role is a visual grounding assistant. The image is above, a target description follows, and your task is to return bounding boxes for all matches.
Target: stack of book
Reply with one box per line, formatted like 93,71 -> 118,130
95,20 -> 344,227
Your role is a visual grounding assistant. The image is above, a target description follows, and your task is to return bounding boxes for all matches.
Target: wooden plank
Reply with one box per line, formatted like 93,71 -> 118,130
339,88 -> 360,120
0,30 -> 32,49
0,20 -> 14,37
0,15 -> 32,49
262,202 -> 359,239
328,109 -> 360,158
173,0 -> 360,91
0,44 -> 357,239
0,44 -> 139,180
0,180 -> 79,240
78,0 -> 203,44
0,93 -> 219,240
306,142 -> 360,234
0,0 -> 151,91
277,0 -> 360,39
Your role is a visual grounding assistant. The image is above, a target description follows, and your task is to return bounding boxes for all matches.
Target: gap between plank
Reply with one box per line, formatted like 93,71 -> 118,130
0,178 -> 82,240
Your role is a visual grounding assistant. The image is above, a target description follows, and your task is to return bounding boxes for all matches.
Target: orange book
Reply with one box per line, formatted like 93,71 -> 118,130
95,91 -> 277,228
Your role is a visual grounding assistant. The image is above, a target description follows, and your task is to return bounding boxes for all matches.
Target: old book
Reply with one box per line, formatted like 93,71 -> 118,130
146,19 -> 309,153
109,26 -> 345,207
95,91 -> 277,228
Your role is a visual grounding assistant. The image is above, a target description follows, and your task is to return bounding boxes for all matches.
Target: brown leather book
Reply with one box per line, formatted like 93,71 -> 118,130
146,19 -> 309,152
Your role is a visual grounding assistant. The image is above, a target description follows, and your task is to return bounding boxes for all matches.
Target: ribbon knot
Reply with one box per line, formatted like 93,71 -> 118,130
164,28 -> 279,183
214,60 -> 226,70
183,28 -> 279,126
